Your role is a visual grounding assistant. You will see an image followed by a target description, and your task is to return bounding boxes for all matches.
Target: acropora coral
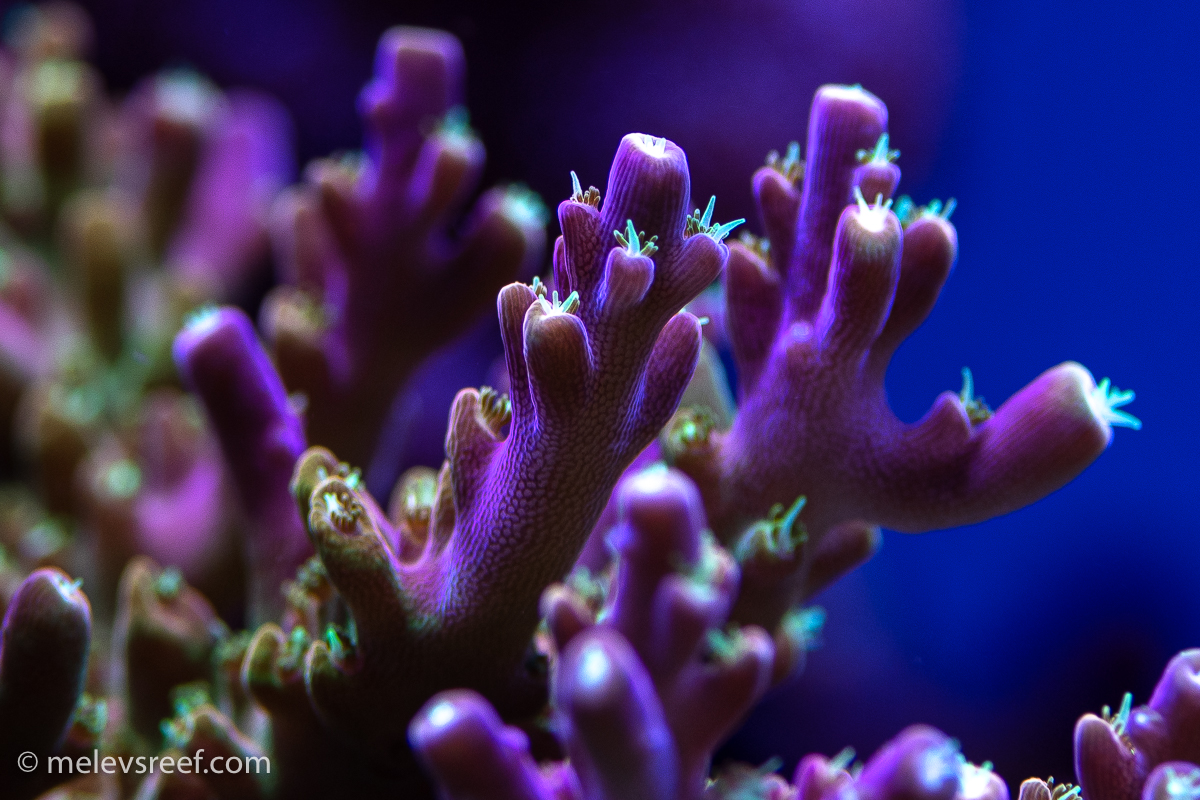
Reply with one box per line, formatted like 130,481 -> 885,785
0,4 -> 1166,800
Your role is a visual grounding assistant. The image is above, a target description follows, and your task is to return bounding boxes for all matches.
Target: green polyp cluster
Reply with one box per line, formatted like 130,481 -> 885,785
278,626 -> 313,673
1101,691 -> 1133,735
704,624 -> 749,665
569,170 -> 601,208
1088,377 -> 1142,430
1164,767 -> 1200,800
70,692 -> 109,738
161,681 -> 213,747
502,183 -> 549,227
564,565 -> 609,613
666,407 -> 716,454
322,486 -> 364,533
684,196 -> 745,243
530,276 -> 580,314
681,530 -> 725,591
894,195 -> 957,228
1048,779 -> 1082,800
548,289 -> 580,315
324,622 -> 355,661
733,495 -> 807,564
958,368 -> 994,424
706,758 -> 788,800
478,385 -> 512,432
436,105 -> 474,141
614,218 -> 659,257
738,231 -> 771,262
104,458 -> 142,499
154,566 -> 184,601
781,605 -> 826,652
856,132 -> 900,165
766,141 -> 803,184
828,745 -> 857,772
956,753 -> 997,797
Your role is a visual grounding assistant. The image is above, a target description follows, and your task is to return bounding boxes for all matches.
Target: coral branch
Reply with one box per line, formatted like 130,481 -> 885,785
173,307 -> 311,622
284,132 -> 725,777
262,27 -> 544,468
0,567 -> 91,799
667,84 -> 1133,632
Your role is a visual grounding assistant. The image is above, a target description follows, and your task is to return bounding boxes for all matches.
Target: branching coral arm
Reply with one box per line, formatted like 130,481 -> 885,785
668,85 -> 1133,630
262,27 -> 544,468
283,132 -> 725,775
173,307 -> 311,622
414,466 -> 776,800
0,568 -> 91,800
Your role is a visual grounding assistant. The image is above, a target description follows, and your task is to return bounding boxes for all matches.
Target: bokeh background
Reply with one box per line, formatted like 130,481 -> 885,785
10,0 -> 1197,785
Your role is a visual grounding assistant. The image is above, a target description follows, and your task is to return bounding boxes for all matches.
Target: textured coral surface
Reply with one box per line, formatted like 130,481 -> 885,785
0,2 -> 1174,800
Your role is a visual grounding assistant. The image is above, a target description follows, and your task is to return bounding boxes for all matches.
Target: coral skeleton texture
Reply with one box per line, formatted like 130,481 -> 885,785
0,4 -> 1161,800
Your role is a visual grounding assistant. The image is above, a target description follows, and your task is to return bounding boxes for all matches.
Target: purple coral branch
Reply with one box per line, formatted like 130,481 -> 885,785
414,466 -> 775,800
173,306 -> 311,622
263,26 -> 544,469
281,132 -> 724,772
0,568 -> 91,799
668,85 -> 1127,631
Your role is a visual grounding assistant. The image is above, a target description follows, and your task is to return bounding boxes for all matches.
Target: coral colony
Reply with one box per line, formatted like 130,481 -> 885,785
0,4 -> 1176,800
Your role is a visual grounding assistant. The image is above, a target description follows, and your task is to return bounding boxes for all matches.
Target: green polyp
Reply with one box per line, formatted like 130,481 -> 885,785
70,693 -> 109,738
569,170 -> 602,207
324,623 -> 354,661
828,746 -> 856,772
958,368 -> 994,424
667,407 -> 716,454
503,183 -> 549,226
437,105 -> 473,139
682,531 -> 724,589
105,458 -> 142,498
856,133 -> 900,165
782,605 -> 826,651
766,141 -> 803,183
1089,377 -> 1142,430
704,626 -> 745,664
735,495 -> 807,563
1164,767 -> 1200,800
1102,691 -> 1133,735
614,219 -> 659,257
685,196 -> 745,242
154,567 -> 184,601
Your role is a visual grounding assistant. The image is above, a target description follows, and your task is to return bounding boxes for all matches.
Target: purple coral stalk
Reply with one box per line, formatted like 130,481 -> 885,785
263,26 -> 544,469
0,568 -> 91,799
271,130 -> 725,778
666,84 -> 1136,629
412,466 -> 774,800
173,306 -> 311,622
